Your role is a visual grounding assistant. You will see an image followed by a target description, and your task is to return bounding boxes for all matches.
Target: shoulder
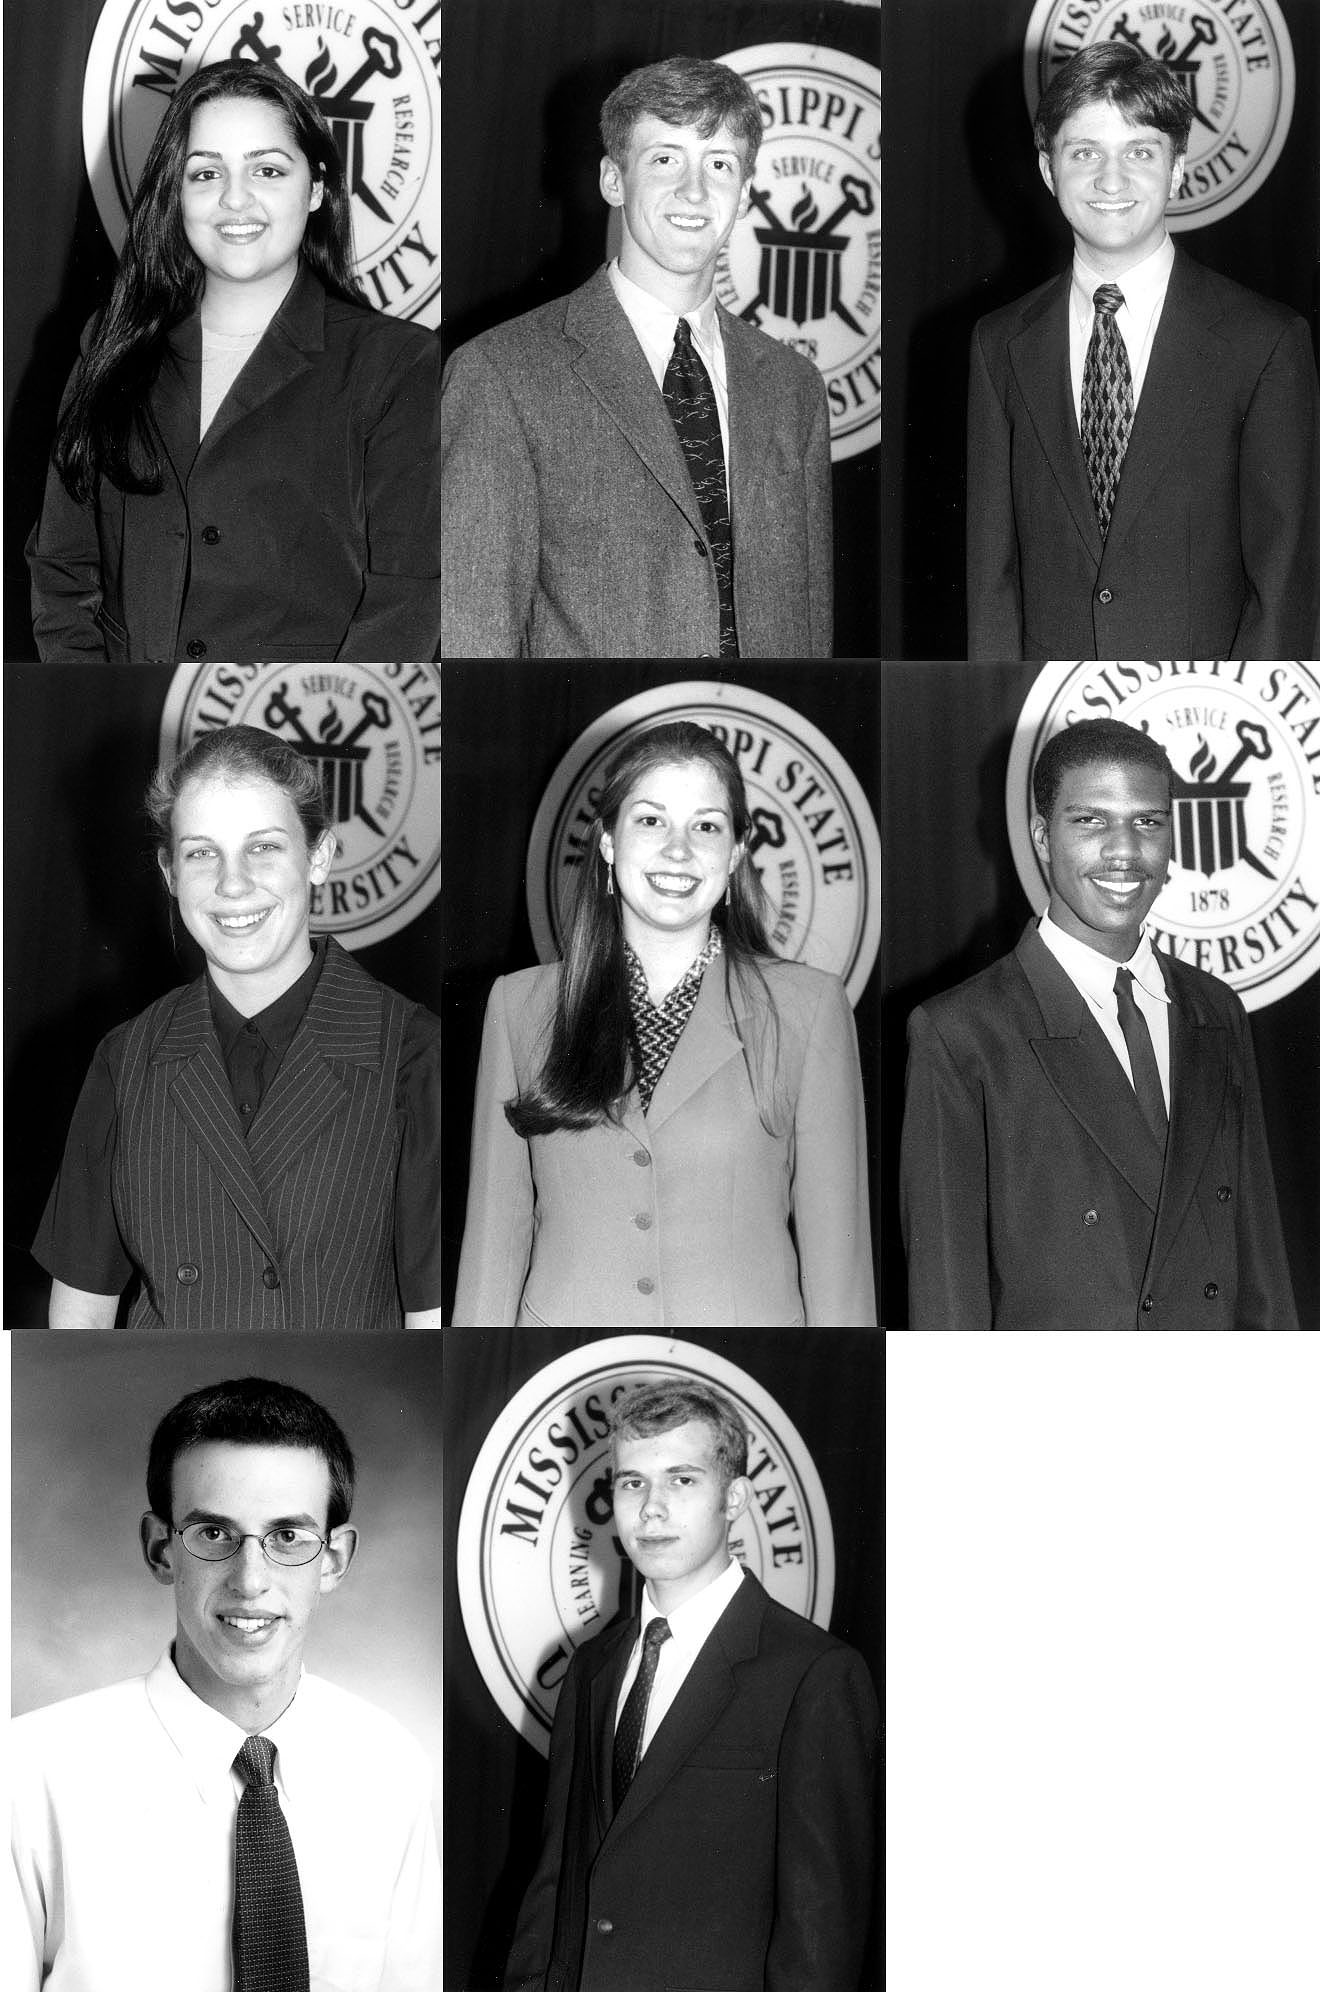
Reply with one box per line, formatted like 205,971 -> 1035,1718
94,980 -> 200,1062
490,962 -> 560,1020
746,957 -> 849,1028
297,1673 -> 432,1791
1158,948 -> 1249,1025
973,273 -> 1066,349
318,935 -> 414,1013
319,291 -> 439,374
1170,251 -> 1308,342
442,278 -> 599,385
12,1675 -> 150,1767
720,309 -> 823,396
734,1577 -> 873,1692
907,945 -> 1034,1058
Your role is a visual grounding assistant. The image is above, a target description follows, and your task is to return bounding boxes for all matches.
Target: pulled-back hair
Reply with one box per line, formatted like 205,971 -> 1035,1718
1034,42 -> 1194,159
54,60 -> 366,503
610,1379 -> 750,1488
506,722 -> 783,1136
600,56 -> 764,173
1032,717 -> 1174,820
146,1375 -> 356,1529
147,723 -> 331,861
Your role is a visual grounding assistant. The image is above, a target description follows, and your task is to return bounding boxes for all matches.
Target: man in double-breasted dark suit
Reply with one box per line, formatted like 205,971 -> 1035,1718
900,719 -> 1298,1331
504,1380 -> 879,1992
441,57 -> 832,659
966,43 -> 1320,661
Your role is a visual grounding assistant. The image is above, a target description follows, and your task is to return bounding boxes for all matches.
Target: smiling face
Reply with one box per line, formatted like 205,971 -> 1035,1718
141,1441 -> 356,1729
612,1419 -> 748,1613
1040,99 -> 1183,275
1032,758 -> 1173,963
160,774 -> 334,1013
600,114 -> 751,307
599,759 -> 743,958
181,95 -> 322,299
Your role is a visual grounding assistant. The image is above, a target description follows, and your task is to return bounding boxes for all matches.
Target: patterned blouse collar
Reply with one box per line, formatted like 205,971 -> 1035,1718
624,927 -> 724,1113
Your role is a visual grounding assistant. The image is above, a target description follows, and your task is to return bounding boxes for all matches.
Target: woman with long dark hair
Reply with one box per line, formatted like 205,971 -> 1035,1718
34,725 -> 440,1329
454,722 -> 875,1326
27,60 -> 439,662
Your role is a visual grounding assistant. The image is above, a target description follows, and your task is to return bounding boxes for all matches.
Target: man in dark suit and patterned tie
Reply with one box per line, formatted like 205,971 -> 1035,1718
901,720 -> 1298,1331
440,57 -> 833,659
966,43 -> 1320,660
504,1380 -> 879,1992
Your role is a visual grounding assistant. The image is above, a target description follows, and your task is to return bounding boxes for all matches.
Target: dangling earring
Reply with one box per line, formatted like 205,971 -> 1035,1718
606,863 -> 615,897
723,882 -> 731,907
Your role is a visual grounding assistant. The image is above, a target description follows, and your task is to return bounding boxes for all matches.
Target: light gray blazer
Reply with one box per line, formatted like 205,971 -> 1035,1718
453,955 -> 874,1327
440,267 -> 833,658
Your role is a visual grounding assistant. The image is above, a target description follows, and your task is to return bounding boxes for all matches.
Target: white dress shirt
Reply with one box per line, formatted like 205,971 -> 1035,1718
8,1649 -> 442,1992
614,1557 -> 745,1758
1068,232 -> 1175,428
606,257 -> 732,476
1039,911 -> 1172,1114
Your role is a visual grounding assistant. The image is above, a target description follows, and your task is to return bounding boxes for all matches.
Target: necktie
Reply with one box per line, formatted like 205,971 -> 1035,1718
1114,967 -> 1168,1146
232,1735 -> 310,1992
612,1615 -> 671,1810
1081,284 -> 1133,538
662,318 -> 738,657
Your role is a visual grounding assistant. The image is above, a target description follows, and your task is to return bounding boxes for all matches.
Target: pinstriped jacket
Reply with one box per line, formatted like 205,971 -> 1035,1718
100,939 -> 414,1331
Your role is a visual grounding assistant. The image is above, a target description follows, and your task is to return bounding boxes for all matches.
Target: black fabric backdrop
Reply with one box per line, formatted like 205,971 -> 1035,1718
440,659 -> 880,1324
2,666 -> 441,1329
440,0 -> 882,658
882,0 -> 1320,657
441,1322 -> 882,1991
879,662 -> 1320,1329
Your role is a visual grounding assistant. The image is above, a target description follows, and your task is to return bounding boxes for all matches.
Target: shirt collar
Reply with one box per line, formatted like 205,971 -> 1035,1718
207,933 -> 325,1056
145,1647 -> 316,1805
608,256 -> 720,351
640,1556 -> 744,1653
624,925 -> 723,1014
1071,232 -> 1175,324
1039,910 -> 1169,1006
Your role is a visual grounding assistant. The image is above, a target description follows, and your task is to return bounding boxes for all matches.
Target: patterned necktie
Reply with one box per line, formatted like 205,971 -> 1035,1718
1081,284 -> 1133,538
662,317 -> 738,657
1114,967 -> 1168,1146
232,1736 -> 310,1992
612,1616 -> 671,1810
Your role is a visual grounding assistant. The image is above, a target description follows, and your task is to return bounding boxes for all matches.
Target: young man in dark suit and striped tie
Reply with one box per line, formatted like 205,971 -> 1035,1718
504,1380 -> 879,1992
966,42 -> 1320,660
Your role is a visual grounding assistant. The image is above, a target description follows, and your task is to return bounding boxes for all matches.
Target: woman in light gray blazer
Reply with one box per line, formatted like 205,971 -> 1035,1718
454,723 -> 875,1327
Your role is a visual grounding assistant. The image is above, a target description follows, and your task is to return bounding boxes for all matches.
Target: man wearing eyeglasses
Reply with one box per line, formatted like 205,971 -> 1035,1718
8,1376 -> 442,1992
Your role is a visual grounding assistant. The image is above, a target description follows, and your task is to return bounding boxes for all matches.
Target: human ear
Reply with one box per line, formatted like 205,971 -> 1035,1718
599,156 -> 624,209
1030,811 -> 1050,866
728,841 -> 745,875
308,829 -> 337,884
600,830 -> 615,867
156,849 -> 176,897
318,1525 -> 358,1595
309,176 -> 324,212
723,1476 -> 750,1526
1037,149 -> 1057,198
1170,151 -> 1185,194
140,1512 -> 177,1587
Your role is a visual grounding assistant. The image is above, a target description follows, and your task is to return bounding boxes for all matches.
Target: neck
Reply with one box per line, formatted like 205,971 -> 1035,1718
624,920 -> 712,1003
617,239 -> 714,317
210,936 -> 314,1017
173,1642 -> 299,1734
1076,229 -> 1168,282
644,1550 -> 732,1617
200,264 -> 297,334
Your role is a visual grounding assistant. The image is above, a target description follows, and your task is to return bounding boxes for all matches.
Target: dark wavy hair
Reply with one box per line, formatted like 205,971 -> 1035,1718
147,723 -> 331,863
54,60 -> 366,503
1034,42 -> 1194,159
600,56 -> 764,173
146,1376 -> 357,1530
1032,718 -> 1174,821
505,722 -> 784,1136
609,1380 -> 750,1489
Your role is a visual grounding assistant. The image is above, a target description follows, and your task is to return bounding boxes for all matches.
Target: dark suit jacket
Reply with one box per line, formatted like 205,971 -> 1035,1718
504,1572 -> 879,1992
900,924 -> 1298,1331
966,250 -> 1320,659
26,265 -> 441,662
440,267 -> 833,657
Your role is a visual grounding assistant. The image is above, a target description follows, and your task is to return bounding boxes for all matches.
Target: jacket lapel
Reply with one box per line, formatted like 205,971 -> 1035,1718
154,317 -> 203,492
1017,925 -> 1165,1212
644,955 -> 744,1134
587,1620 -> 636,1839
1007,276 -> 1101,562
192,264 -> 323,468
563,270 -> 705,534
245,939 -> 383,1185
159,980 -> 280,1259
1143,956 -> 1230,1280
722,309 -> 774,515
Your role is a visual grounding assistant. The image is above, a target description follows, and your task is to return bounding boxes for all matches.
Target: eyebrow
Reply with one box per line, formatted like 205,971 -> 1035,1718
177,1507 -> 324,1530
186,147 -> 296,162
630,797 -> 728,814
176,826 -> 289,841
616,1462 -> 709,1476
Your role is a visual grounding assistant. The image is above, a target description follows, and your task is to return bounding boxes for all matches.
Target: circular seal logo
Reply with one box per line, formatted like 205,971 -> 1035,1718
714,43 -> 881,461
83,0 -> 440,324
457,1335 -> 836,1753
525,682 -> 880,1005
1023,0 -> 1295,228
159,662 -> 440,948
1007,661 -> 1320,1010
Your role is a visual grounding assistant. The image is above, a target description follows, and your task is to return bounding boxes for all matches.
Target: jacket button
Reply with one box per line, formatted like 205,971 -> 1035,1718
1083,1208 -> 1098,1226
185,638 -> 207,658
595,1919 -> 613,1935
693,539 -> 708,559
636,1277 -> 655,1296
262,1266 -> 280,1290
1204,1282 -> 1219,1299
201,525 -> 221,545
176,1263 -> 200,1285
634,1213 -> 653,1230
1216,1185 -> 1232,1202
632,1149 -> 650,1167
1098,588 -> 1113,605
1141,1294 -> 1154,1311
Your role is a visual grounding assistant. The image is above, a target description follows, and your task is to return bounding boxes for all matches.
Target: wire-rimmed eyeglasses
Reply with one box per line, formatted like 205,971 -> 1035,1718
172,1523 -> 329,1568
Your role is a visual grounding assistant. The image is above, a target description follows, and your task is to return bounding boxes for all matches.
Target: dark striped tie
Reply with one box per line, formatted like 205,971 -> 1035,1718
612,1616 -> 671,1809
663,318 -> 738,657
1081,283 -> 1133,538
1115,967 -> 1168,1146
232,1735 -> 310,1992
